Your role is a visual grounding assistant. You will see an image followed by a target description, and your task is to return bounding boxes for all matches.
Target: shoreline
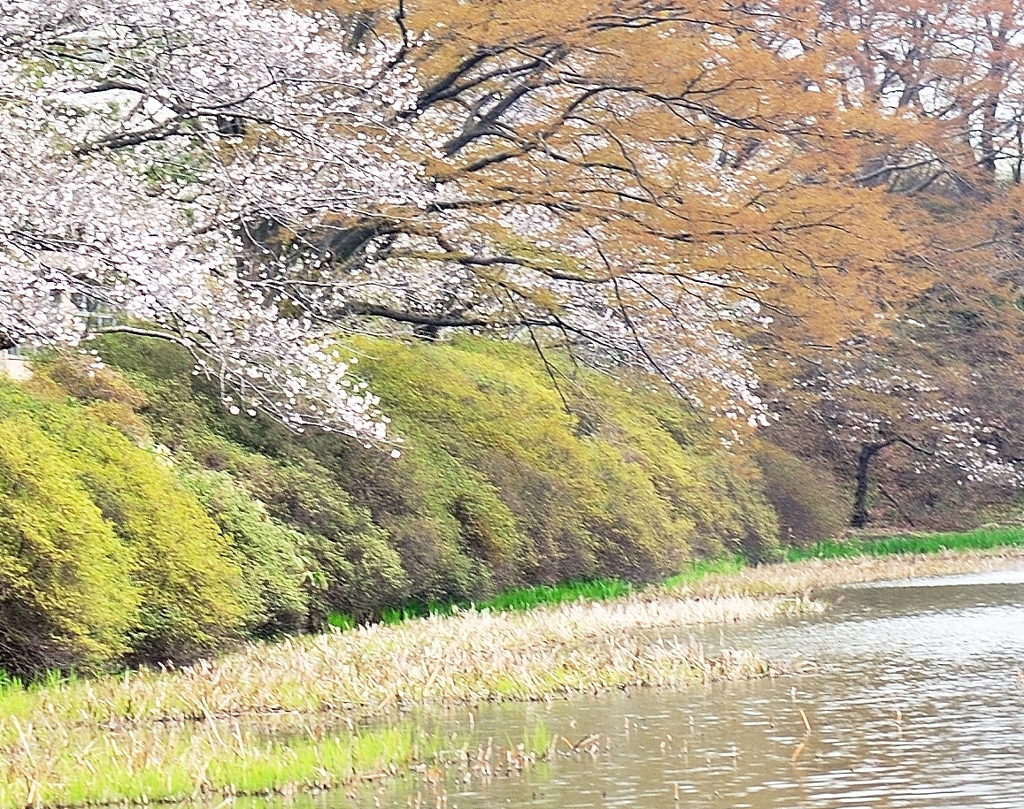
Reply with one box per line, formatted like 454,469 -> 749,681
3,546 -> 1024,807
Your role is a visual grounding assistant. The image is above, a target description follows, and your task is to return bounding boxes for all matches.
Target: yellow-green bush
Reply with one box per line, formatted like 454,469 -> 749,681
243,462 -> 411,622
178,466 -> 309,637
84,335 -> 412,621
755,442 -> 849,545
56,333 -> 781,626
573,370 -> 781,562
0,375 -> 249,671
326,337 -> 781,585
0,416 -> 138,675
40,416 -> 247,663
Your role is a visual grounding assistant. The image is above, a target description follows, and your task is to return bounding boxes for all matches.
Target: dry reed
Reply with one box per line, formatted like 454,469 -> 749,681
0,592 -> 810,806
2,592 -> 814,729
671,547 -> 1024,599
3,547 -> 1020,807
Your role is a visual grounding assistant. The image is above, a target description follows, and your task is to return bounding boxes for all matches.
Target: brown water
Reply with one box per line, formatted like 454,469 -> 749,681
259,567 -> 1024,809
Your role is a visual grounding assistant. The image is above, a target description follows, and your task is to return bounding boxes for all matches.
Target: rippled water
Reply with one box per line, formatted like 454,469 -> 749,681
258,568 -> 1024,809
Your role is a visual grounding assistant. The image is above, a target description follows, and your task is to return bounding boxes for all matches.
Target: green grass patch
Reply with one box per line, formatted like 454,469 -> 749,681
0,716 -> 554,809
784,526 -> 1024,562
477,578 -> 633,611
330,578 -> 636,629
327,612 -> 356,631
328,559 -> 752,631
662,555 -> 746,589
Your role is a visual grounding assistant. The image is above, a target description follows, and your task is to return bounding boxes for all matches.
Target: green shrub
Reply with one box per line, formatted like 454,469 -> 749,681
45,354 -> 148,410
336,337 -> 781,576
0,375 -> 248,665
16,327 -> 982,666
565,366 -> 782,563
755,442 -> 849,545
178,465 -> 310,637
253,464 -> 411,622
0,415 -> 138,675
80,339 -> 412,621
52,417 -> 248,662
316,428 -> 531,601
87,332 -> 783,618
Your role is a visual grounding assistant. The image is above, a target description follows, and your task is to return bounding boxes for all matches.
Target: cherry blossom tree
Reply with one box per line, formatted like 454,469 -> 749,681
1,0 -> 430,438
765,299 -> 1024,527
2,0 -> 913,439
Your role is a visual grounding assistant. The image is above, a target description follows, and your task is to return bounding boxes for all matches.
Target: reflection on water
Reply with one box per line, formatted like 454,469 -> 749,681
256,568 -> 1024,809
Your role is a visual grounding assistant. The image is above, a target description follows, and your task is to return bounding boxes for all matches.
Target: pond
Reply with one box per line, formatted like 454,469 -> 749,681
255,567 -> 1024,809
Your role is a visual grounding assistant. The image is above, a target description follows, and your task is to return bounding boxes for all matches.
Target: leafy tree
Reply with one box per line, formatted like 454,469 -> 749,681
776,0 -> 1024,185
734,0 -> 1024,525
9,0 -> 1023,529
0,0 -> 912,436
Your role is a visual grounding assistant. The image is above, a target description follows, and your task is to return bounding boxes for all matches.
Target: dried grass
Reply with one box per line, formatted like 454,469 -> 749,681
1,592 -> 813,729
3,547 -> 1019,807
673,547 -> 1024,599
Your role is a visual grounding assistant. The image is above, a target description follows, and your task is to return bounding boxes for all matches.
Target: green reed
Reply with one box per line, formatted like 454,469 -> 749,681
785,526 -> 1024,562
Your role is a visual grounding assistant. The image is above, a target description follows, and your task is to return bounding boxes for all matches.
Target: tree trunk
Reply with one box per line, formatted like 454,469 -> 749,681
851,441 -> 895,528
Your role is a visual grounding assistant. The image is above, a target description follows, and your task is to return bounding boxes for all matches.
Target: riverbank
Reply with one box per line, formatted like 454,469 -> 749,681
784,525 -> 1024,561
674,544 -> 1024,599
349,526 -> 1024,626
3,546 -> 1024,807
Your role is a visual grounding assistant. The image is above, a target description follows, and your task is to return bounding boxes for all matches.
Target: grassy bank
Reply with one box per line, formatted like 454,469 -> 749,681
681,546 -> 1024,599
3,546 -> 1024,807
784,526 -> 1024,562
331,526 -> 1024,631
0,593 -> 802,728
330,557 -> 746,628
0,589 -> 805,808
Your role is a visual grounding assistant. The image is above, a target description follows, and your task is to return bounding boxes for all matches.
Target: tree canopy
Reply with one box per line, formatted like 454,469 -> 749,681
0,0 -> 913,434
3,0 -> 1024,503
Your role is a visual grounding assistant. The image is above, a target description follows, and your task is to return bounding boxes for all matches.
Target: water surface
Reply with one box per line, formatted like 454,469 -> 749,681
260,567 -> 1024,808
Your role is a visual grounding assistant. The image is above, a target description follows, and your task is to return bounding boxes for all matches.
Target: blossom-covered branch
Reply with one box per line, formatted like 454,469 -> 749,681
2,0 -> 913,438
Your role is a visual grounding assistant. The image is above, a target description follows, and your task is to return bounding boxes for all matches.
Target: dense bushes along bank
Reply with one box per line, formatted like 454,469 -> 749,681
2,334 -> 796,675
